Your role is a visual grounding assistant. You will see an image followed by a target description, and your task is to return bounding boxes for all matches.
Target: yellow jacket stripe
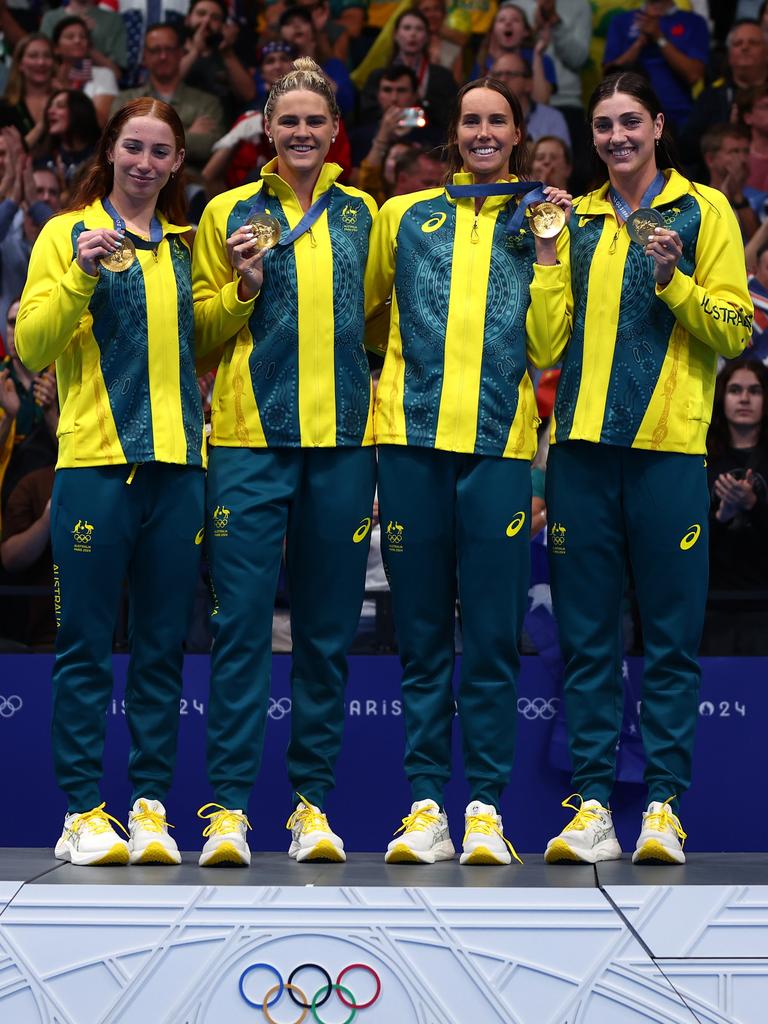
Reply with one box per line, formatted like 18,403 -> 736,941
16,200 -> 204,468
365,175 -> 571,459
192,160 -> 377,449
553,170 -> 753,454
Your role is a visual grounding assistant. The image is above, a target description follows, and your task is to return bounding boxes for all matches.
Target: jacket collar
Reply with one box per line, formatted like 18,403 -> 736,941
259,158 -> 343,206
82,198 -> 189,235
446,171 -> 523,213
574,167 -> 691,217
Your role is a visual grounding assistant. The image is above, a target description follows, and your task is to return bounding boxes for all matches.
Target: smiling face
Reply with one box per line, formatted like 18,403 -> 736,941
591,90 -> 663,183
46,91 -> 70,135
20,38 -> 55,88
265,88 -> 338,180
457,86 -> 521,183
55,22 -> 89,61
109,114 -> 184,208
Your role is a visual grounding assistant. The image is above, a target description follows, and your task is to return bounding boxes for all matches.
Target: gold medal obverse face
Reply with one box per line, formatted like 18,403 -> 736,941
626,208 -> 665,246
246,212 -> 281,250
99,236 -> 136,272
528,201 -> 566,238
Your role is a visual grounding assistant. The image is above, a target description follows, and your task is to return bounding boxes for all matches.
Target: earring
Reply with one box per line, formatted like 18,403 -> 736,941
331,135 -> 336,143
266,134 -> 272,143
655,137 -> 660,146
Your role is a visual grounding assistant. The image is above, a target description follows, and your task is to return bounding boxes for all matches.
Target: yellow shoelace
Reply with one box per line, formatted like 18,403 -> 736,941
197,803 -> 251,837
646,797 -> 687,846
132,800 -> 174,833
392,805 -> 439,837
70,803 -> 128,837
463,812 -> 523,865
286,793 -> 331,834
561,793 -> 608,832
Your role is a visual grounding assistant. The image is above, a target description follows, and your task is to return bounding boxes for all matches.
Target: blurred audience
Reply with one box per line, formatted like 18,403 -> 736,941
474,2 -> 557,103
52,16 -> 118,126
41,0 -> 127,79
701,124 -> 765,240
0,34 -> 56,148
491,52 -> 570,144
181,0 -> 255,122
747,240 -> 768,362
531,134 -> 573,189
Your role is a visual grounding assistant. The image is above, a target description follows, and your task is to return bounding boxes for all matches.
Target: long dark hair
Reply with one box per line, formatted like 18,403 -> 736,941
66,98 -> 187,224
444,77 -> 528,182
43,88 -> 100,147
585,71 -> 683,189
708,359 -> 768,459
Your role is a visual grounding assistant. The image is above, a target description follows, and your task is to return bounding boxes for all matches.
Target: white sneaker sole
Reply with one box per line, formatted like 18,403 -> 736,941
460,845 -> 512,866
55,842 -> 130,866
385,840 -> 455,864
632,839 -> 685,865
199,841 -> 251,867
290,839 -> 346,863
544,837 -> 623,864
129,841 -> 182,865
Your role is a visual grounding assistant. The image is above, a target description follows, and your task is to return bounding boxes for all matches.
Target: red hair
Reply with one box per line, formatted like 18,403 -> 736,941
65,98 -> 188,224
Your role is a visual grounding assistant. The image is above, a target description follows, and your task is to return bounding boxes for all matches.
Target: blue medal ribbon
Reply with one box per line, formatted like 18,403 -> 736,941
247,188 -> 332,246
102,197 -> 163,244
445,179 -> 545,233
609,171 -> 665,221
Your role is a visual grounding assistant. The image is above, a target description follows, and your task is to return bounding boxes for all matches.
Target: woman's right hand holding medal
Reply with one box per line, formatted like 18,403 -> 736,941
227,225 -> 266,301
76,229 -> 125,277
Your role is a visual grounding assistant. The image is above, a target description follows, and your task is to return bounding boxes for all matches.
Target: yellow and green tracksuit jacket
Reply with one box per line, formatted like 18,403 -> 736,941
553,169 -> 753,454
365,173 -> 571,461
16,199 -> 204,469
192,159 -> 378,449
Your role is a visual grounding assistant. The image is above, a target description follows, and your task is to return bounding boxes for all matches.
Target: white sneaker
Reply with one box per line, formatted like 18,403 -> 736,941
198,803 -> 251,866
127,799 -> 181,865
287,794 -> 346,863
55,803 -> 130,866
545,795 -> 622,864
632,799 -> 686,865
460,800 -> 522,866
385,799 -> 455,864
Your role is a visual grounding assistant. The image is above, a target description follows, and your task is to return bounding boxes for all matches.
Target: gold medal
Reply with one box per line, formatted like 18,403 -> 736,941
528,201 -> 566,238
626,208 -> 665,246
99,236 -> 136,273
246,212 -> 281,250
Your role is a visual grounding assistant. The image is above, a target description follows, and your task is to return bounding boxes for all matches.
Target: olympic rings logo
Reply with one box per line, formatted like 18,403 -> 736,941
517,697 -> 559,720
0,696 -> 22,718
268,698 -> 292,720
239,963 -> 381,1023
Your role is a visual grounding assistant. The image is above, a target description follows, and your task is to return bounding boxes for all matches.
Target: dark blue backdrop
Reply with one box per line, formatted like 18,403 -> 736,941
0,655 -> 764,853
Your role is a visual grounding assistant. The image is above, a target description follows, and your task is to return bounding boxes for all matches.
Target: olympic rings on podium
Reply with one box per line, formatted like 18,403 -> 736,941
238,962 -> 382,1021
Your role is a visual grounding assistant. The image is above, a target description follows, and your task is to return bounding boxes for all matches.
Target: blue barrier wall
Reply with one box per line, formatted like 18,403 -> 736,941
0,655 -> 765,853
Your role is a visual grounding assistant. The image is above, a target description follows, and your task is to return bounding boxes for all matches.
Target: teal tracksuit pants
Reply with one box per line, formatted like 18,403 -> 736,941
377,445 -> 532,808
545,441 -> 709,809
50,463 -> 205,813
205,445 -> 376,810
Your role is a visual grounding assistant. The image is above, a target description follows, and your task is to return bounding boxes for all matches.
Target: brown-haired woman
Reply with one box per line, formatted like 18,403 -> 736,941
1,34 -> 57,148
16,98 -> 205,867
366,77 -> 571,866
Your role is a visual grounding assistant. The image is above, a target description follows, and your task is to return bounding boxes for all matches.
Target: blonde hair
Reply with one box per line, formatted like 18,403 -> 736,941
264,56 -> 339,122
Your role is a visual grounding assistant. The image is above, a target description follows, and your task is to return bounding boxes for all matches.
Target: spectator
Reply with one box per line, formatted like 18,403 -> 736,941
1,34 -> 57,149
0,299 -> 58,511
703,360 -> 768,653
352,64 -> 443,169
415,0 -> 464,82
41,0 -> 128,79
602,0 -> 708,131
682,20 -> 768,177
531,133 -> 572,188
180,0 -> 255,122
516,0 -> 591,158
118,0 -> 187,88
359,10 -> 458,135
474,2 -> 557,104
747,240 -> 768,362
254,40 -> 296,110
391,145 -> 444,194
0,465 -> 56,647
111,22 -> 224,179
356,138 -> 415,205
52,17 -> 119,127
34,89 -> 101,188
491,52 -> 570,145
701,123 -> 766,240
741,84 -> 768,192
279,6 -> 355,116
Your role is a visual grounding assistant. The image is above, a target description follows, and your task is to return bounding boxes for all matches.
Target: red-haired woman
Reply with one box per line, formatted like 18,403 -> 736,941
16,98 -> 205,867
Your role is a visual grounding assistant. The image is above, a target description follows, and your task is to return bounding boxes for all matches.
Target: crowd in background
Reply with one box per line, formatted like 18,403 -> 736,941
0,0 -> 765,650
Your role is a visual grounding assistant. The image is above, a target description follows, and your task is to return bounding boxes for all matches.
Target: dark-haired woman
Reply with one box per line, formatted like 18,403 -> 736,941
35,89 -> 101,187
544,72 -> 753,867
16,98 -> 204,866
702,360 -> 768,654
366,77 -> 571,866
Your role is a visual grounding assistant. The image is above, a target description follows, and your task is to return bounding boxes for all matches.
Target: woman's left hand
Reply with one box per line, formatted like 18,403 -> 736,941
646,226 -> 682,287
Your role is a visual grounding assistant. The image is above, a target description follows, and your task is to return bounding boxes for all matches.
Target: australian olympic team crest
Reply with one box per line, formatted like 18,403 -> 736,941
341,202 -> 359,233
550,522 -> 566,555
213,505 -> 231,537
72,519 -> 94,552
386,520 -> 404,553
